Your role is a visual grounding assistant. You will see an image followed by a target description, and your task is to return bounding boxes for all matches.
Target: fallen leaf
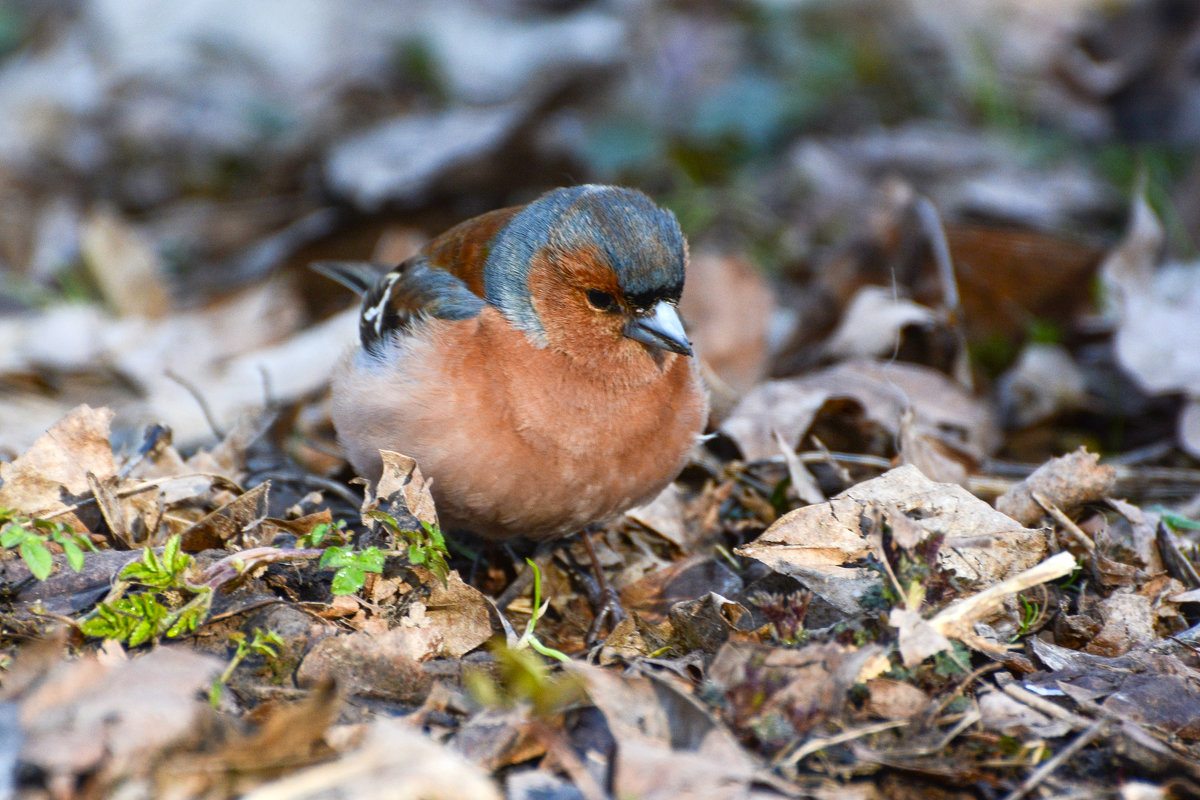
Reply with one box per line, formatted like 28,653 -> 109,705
296,629 -> 435,705
721,359 -> 996,462
978,690 -> 1072,738
995,447 -> 1116,526
15,646 -> 222,791
371,450 -> 439,530
0,405 -> 116,529
567,661 -> 758,800
241,718 -> 501,800
821,285 -> 938,361
995,343 -> 1089,429
626,484 -> 691,550
738,465 -> 1049,613
423,571 -> 496,658
80,206 -> 171,319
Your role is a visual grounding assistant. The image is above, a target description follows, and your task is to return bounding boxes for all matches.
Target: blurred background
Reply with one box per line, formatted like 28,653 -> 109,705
0,0 -> 1198,466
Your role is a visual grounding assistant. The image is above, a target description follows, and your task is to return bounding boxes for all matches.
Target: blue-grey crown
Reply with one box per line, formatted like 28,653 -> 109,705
482,185 -> 686,345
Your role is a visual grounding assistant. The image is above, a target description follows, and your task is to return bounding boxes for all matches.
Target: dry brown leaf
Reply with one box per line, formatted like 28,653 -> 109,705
821,285 -> 937,361
995,343 -> 1089,429
16,646 -> 222,792
179,482 -> 271,550
567,661 -> 758,800
738,465 -> 1049,613
995,447 -> 1116,526
164,680 -> 341,796
890,607 -> 955,668
626,484 -> 690,550
0,404 -> 116,529
80,206 -> 172,319
371,450 -> 439,530
978,690 -> 1072,738
296,630 -> 434,705
864,678 -> 929,721
1084,591 -> 1156,657
1102,195 -> 1200,399
452,706 -> 547,773
619,555 -> 744,623
897,407 -> 970,486
423,570 -> 496,658
240,718 -> 501,800
662,592 -> 750,657
708,641 -> 884,742
721,359 -> 996,462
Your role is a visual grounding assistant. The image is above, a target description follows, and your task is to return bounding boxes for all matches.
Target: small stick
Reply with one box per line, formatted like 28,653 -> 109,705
1001,719 -> 1107,800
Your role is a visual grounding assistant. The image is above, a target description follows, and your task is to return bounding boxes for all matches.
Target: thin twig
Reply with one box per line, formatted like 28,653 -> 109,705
37,472 -> 239,521
1001,719 -> 1108,800
165,369 -> 225,439
1032,492 -> 1095,554
779,720 -> 908,770
1001,683 -> 1092,731
915,195 -> 971,391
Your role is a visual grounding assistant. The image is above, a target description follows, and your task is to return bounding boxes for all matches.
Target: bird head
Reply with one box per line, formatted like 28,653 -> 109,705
483,185 -> 693,361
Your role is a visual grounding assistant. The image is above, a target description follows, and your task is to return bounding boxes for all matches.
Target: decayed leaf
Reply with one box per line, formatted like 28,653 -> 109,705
1028,640 -> 1200,740
995,447 -> 1116,526
995,343 -> 1089,429
179,482 -> 271,550
372,450 -> 439,529
1102,195 -> 1200,398
721,359 -> 996,461
0,405 -> 116,528
80,206 -> 171,319
14,646 -> 222,790
567,661 -> 758,800
1084,590 -> 1156,657
978,690 -> 1073,738
297,570 -> 490,698
626,484 -> 691,550
240,718 -> 501,800
737,465 -> 1050,613
423,571 -> 496,658
864,678 -> 929,721
165,679 -> 340,795
707,641 -> 885,745
296,630 -> 435,705
897,407 -> 970,486
821,285 -> 938,361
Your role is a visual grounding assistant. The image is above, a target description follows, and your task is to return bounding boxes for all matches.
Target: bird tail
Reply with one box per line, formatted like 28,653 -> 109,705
310,261 -> 385,296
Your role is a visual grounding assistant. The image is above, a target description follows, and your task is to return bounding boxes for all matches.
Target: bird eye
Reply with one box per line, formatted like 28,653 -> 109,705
585,289 -> 618,312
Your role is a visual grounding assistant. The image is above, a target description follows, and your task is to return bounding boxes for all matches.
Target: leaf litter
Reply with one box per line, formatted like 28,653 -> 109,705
6,2 -> 1200,799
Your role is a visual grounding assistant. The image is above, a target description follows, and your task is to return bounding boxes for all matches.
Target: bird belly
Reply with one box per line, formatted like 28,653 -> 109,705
330,322 -> 707,541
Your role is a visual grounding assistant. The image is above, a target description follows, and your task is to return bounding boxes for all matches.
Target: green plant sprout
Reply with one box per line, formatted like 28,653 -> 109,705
79,534 -> 213,646
297,518 -> 348,549
514,558 -> 570,664
319,544 -> 386,596
365,510 -> 450,585
209,628 -> 285,706
1012,594 -> 1043,641
1,506 -> 95,580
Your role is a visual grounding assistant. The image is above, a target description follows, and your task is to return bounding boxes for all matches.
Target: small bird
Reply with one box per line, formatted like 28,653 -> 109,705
317,185 -> 708,546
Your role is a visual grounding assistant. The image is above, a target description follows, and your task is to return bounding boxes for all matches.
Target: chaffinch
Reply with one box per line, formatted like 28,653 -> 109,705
318,185 -> 709,543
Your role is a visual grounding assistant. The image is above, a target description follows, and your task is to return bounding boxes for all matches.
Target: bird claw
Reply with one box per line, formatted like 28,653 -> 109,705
585,584 -> 627,644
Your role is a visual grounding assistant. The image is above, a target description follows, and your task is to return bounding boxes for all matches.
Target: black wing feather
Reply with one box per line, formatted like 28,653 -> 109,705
311,258 -> 485,356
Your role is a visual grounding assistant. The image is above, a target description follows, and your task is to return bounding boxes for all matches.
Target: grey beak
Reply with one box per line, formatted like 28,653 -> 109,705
624,300 -> 693,356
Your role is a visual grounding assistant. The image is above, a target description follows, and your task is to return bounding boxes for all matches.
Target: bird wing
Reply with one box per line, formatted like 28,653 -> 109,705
311,204 -> 522,356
